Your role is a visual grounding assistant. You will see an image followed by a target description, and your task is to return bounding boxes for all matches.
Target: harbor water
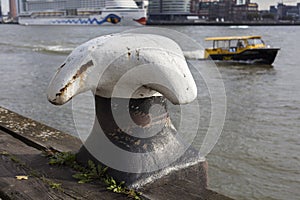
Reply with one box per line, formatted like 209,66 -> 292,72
0,25 -> 299,200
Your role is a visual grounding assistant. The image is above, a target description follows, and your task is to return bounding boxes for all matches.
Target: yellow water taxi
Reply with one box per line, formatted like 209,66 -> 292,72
204,36 -> 280,65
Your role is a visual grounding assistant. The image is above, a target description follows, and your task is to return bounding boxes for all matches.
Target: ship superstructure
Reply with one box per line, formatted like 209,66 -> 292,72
18,0 -> 146,25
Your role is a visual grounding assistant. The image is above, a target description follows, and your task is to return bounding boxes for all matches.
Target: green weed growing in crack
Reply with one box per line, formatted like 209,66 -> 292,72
104,176 -> 142,200
48,151 -> 76,166
41,176 -> 63,191
0,151 -> 9,156
47,151 -> 142,200
72,160 -> 108,184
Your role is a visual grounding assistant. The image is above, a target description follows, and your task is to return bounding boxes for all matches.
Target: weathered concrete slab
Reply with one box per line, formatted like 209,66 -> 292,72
0,129 -> 127,200
0,107 -> 82,152
0,106 -> 233,200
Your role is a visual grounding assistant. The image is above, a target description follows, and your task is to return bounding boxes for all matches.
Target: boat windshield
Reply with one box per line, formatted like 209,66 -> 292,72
247,38 -> 264,46
214,40 -> 230,49
213,39 -> 245,49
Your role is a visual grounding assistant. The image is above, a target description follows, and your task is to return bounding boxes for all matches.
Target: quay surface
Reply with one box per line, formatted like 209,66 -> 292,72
0,106 -> 233,200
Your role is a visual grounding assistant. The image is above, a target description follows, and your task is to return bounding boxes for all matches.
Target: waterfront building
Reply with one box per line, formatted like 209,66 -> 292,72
192,0 -> 258,22
148,0 -> 191,21
277,3 -> 299,20
270,5 -> 277,15
217,0 -> 235,21
9,0 -> 17,19
195,0 -> 211,20
236,0 -> 246,5
268,2 -> 300,21
191,0 -> 235,21
232,2 -> 258,21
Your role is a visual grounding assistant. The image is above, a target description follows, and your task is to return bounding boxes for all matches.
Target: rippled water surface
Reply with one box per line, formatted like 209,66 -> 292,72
0,25 -> 299,200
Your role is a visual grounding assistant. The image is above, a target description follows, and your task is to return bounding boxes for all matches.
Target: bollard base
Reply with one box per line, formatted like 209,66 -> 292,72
76,144 -> 207,189
77,96 -> 207,188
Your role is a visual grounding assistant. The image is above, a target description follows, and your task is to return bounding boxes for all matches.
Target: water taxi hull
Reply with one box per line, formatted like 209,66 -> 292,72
208,48 -> 280,65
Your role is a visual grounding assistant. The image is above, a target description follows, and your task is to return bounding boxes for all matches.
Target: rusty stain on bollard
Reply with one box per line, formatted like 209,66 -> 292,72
47,33 -> 203,188
55,60 -> 94,100
47,33 -> 197,105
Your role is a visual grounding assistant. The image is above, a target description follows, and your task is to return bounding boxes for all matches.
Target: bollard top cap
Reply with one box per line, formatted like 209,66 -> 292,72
47,33 -> 197,105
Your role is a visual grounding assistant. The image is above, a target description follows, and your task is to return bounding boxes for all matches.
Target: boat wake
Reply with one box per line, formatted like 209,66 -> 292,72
33,45 -> 74,54
229,25 -> 249,29
0,42 -> 74,54
183,50 -> 205,60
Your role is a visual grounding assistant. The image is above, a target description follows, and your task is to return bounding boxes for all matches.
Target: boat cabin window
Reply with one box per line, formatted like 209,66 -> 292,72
230,40 -> 237,46
247,38 -> 264,46
213,40 -> 230,49
228,40 -> 240,52
213,40 -> 246,51
237,40 -> 245,48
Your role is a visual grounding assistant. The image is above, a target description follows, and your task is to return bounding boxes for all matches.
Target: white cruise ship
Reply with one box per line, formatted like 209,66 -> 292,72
18,0 -> 147,26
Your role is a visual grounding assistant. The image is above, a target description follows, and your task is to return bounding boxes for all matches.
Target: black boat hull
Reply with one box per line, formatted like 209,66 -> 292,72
209,48 -> 280,65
